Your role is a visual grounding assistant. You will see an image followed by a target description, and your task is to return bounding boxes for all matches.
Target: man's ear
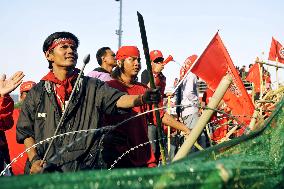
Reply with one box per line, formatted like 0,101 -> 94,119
45,51 -> 54,62
117,60 -> 122,68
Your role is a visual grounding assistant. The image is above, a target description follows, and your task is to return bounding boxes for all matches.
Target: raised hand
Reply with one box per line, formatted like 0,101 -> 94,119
0,71 -> 25,97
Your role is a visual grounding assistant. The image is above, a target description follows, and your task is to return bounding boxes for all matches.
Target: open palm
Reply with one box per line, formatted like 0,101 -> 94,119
0,71 -> 25,96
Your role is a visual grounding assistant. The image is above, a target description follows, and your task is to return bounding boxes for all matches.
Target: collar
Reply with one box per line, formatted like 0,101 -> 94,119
94,67 -> 110,74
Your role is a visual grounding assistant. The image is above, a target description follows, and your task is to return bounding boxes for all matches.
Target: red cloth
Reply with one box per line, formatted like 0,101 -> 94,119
153,72 -> 166,97
41,70 -> 78,109
246,63 -> 261,93
20,81 -> 36,94
0,95 -> 14,131
5,108 -> 27,175
104,80 -> 158,167
190,32 -> 254,132
268,37 -> 284,64
116,46 -> 140,60
202,88 -> 214,105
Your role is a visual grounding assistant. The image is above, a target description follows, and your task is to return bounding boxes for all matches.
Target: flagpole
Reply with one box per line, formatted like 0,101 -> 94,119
255,61 -> 284,69
251,83 -> 255,105
167,96 -> 171,157
276,58 -> 279,89
260,64 -> 263,100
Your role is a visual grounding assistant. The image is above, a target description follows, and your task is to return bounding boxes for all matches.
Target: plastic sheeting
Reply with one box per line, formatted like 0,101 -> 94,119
1,97 -> 284,189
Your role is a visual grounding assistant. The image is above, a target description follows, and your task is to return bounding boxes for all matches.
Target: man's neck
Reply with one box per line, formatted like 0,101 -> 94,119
52,66 -> 73,81
120,73 -> 136,86
101,64 -> 113,73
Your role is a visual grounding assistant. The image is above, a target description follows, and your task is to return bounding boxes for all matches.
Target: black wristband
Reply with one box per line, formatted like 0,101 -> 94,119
30,154 -> 41,165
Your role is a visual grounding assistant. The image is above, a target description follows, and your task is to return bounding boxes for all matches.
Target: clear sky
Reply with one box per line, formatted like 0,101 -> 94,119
1,0 -> 283,94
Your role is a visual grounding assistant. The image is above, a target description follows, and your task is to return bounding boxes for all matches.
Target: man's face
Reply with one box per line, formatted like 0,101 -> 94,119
152,57 -> 164,73
103,49 -> 117,67
121,56 -> 141,77
20,91 -> 28,102
46,42 -> 78,69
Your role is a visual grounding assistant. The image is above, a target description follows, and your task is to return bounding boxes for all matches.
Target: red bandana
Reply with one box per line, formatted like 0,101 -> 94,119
116,46 -> 140,60
47,38 -> 76,52
41,69 -> 79,110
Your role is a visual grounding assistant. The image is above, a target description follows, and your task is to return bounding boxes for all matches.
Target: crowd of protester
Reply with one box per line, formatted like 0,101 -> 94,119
0,31 -> 275,177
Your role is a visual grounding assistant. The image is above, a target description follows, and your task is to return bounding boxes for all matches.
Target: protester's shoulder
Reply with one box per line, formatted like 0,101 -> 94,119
87,70 -> 100,78
84,75 -> 102,85
28,81 -> 45,94
84,75 -> 114,90
141,69 -> 148,74
106,79 -> 120,88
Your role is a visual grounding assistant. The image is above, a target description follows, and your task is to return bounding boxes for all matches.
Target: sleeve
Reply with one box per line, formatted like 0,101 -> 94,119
184,75 -> 199,102
0,95 -> 14,131
16,89 -> 37,143
95,80 -> 127,115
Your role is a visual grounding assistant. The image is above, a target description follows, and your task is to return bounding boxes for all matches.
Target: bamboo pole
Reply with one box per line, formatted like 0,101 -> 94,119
173,74 -> 233,162
248,109 -> 259,131
255,61 -> 284,69
260,64 -> 263,99
223,125 -> 238,141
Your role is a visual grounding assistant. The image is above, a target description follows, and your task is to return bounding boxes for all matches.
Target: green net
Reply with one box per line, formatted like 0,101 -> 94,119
2,97 -> 284,189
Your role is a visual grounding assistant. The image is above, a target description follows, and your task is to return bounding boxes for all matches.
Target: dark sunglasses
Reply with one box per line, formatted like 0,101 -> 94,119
153,57 -> 164,63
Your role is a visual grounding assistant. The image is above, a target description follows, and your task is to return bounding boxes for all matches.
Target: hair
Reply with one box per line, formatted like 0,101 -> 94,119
96,47 -> 111,66
112,59 -> 125,79
42,31 -> 80,69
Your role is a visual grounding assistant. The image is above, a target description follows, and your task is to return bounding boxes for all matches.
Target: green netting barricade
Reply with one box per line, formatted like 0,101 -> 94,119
1,97 -> 284,189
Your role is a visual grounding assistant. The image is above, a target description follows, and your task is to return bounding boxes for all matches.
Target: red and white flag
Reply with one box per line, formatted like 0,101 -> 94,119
189,32 -> 254,130
268,37 -> 284,64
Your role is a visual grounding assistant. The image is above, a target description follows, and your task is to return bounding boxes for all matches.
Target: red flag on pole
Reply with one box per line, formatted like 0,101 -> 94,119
246,63 -> 261,93
268,37 -> 284,64
190,32 -> 254,127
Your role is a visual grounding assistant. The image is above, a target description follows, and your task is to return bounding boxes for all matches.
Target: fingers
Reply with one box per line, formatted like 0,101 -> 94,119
10,71 -> 23,79
11,71 -> 25,88
30,160 -> 44,175
0,74 -> 6,81
10,71 -> 25,82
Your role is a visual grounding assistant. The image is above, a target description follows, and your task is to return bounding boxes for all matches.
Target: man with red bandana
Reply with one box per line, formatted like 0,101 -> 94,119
0,71 -> 24,175
5,81 -> 36,175
16,32 -> 161,174
103,46 -> 190,168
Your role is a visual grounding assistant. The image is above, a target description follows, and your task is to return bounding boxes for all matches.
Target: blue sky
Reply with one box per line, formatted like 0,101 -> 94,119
1,0 -> 283,93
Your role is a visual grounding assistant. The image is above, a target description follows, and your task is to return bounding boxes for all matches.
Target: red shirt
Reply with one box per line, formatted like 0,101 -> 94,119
153,72 -> 166,97
104,80 -> 157,167
0,95 -> 14,131
5,108 -> 27,175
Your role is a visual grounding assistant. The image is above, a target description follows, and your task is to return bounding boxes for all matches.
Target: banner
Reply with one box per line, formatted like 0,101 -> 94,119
190,32 -> 254,126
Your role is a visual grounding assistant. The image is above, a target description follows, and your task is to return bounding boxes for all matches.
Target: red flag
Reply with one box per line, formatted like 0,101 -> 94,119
190,32 -> 254,127
268,37 -> 284,64
246,63 -> 261,93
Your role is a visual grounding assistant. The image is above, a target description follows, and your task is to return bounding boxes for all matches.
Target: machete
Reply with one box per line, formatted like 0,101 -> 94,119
137,11 -> 167,165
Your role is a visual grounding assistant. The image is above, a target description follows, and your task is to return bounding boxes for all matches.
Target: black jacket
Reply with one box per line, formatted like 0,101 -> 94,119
16,76 -> 125,172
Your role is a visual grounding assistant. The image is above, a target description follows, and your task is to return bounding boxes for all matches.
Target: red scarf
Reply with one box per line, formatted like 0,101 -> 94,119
41,70 -> 79,110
